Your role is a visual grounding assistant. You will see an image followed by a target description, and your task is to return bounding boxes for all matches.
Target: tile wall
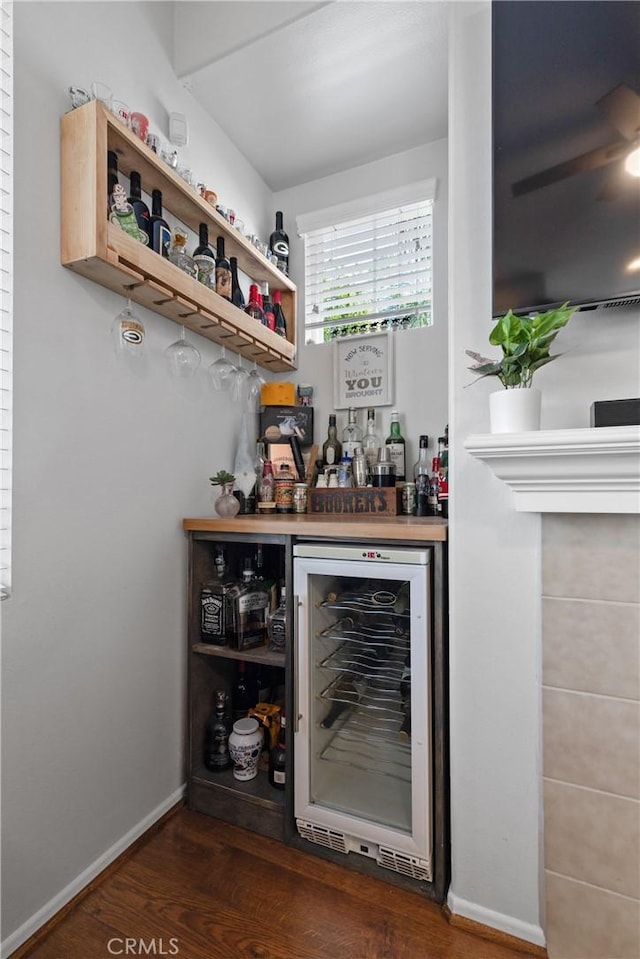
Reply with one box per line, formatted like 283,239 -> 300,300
542,514 -> 640,959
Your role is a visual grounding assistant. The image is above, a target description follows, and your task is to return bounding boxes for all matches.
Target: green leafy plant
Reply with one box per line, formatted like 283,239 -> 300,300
466,302 -> 577,388
209,470 -> 235,487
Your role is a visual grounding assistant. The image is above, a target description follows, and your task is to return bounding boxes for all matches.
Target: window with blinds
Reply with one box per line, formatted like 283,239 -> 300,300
298,184 -> 434,345
1,1 -> 12,600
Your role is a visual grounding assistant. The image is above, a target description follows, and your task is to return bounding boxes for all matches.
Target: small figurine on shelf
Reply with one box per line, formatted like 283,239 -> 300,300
297,384 -> 313,407
109,184 -> 148,245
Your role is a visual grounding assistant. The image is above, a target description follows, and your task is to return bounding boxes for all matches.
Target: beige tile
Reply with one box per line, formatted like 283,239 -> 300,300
545,871 -> 640,959
543,597 -> 640,701
544,779 -> 640,898
542,515 -> 640,603
543,688 -> 640,799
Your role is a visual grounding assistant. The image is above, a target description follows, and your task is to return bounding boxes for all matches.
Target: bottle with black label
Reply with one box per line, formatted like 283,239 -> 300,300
148,188 -> 171,258
229,256 -> 245,309
204,690 -> 232,771
414,435 -> 430,516
192,222 -> 215,288
262,284 -> 275,331
200,549 -> 232,646
272,290 -> 287,338
215,236 -> 232,300
127,171 -> 151,241
385,410 -> 406,482
267,585 -> 287,651
269,211 -> 289,275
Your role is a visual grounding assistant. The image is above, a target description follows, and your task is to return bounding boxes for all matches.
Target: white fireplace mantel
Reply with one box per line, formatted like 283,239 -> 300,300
464,425 -> 640,513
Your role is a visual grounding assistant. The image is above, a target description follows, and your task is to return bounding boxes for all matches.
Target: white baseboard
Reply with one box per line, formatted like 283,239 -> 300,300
447,891 -> 546,947
1,786 -> 185,959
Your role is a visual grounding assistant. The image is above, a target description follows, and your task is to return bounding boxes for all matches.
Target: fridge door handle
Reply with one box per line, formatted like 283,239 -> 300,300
293,594 -> 301,733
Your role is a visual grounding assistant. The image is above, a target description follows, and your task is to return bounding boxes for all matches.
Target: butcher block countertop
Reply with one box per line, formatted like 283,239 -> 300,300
183,514 -> 447,542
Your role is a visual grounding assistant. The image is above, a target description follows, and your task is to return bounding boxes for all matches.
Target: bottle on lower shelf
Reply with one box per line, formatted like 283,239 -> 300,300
204,690 -> 232,772
268,712 -> 287,790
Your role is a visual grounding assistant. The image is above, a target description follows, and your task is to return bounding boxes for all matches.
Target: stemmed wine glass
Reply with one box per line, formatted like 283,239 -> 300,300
165,326 -> 201,378
230,354 -> 250,403
112,295 -> 145,358
208,345 -> 237,392
244,361 -> 266,411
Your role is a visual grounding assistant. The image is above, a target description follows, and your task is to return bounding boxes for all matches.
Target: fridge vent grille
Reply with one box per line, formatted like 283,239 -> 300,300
377,847 -> 432,882
296,820 -> 348,854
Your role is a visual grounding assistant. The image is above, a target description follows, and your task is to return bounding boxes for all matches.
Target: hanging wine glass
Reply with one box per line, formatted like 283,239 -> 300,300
112,295 -> 145,358
230,354 -> 250,403
208,345 -> 237,391
165,325 -> 201,378
244,361 -> 266,411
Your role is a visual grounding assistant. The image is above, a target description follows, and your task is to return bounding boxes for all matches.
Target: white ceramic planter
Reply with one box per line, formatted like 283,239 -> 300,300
489,388 -> 541,433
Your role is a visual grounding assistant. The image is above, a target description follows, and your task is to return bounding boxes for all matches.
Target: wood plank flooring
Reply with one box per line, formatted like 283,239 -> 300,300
18,807 -> 540,959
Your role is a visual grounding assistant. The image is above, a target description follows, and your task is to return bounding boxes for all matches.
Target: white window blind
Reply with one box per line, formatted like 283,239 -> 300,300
0,1 -> 12,599
298,182 -> 434,345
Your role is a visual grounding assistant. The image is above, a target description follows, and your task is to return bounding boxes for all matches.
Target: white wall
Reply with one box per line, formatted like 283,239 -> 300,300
1,3 -> 275,952
274,138 -> 449,468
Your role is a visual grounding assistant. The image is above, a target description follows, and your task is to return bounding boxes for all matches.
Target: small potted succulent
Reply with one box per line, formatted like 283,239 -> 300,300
209,469 -> 240,518
466,302 -> 576,432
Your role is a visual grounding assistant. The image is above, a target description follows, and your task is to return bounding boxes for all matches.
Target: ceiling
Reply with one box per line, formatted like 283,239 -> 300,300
173,1 -> 450,192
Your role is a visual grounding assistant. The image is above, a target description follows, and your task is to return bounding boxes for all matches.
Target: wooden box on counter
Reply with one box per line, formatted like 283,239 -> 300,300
307,486 -> 399,516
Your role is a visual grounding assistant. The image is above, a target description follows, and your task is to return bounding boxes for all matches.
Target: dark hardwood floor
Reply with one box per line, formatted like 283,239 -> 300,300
18,807 -> 540,959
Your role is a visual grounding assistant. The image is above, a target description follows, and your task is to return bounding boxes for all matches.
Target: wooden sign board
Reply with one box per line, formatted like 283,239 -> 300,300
307,487 -> 398,516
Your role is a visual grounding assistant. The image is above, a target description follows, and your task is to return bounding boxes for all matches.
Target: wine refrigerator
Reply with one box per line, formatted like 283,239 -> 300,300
293,543 -> 432,882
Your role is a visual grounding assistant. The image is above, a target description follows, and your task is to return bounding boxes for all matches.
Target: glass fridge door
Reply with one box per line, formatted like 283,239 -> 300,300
294,548 -> 431,871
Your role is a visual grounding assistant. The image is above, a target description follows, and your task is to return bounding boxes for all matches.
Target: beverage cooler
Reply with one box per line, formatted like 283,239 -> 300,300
293,543 -> 432,882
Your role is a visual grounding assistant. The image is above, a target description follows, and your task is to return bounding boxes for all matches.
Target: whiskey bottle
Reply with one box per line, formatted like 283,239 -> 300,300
267,586 -> 287,652
200,549 -> 233,646
227,563 -> 269,651
322,414 -> 342,467
268,712 -> 287,789
385,411 -> 406,482
204,690 -> 232,771
362,408 -> 381,472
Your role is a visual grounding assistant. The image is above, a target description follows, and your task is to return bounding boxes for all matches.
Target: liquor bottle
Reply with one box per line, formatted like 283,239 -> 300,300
168,231 -> 197,278
192,222 -> 215,287
232,660 -> 252,722
259,459 -> 275,505
272,290 -> 287,338
229,256 -> 246,309
341,407 -> 363,459
107,150 -> 119,215
127,171 -> 151,240
149,189 -> 171,258
200,548 -> 233,646
245,284 -> 265,323
385,411 -> 406,482
269,211 -> 289,275
215,236 -> 232,300
337,453 -> 352,488
322,414 -> 342,467
414,435 -> 431,516
262,285 -> 275,331
362,408 -> 381,473
227,562 -> 269,651
254,544 -> 276,610
267,585 -> 287,652
268,712 -> 287,789
204,690 -> 232,771
428,456 -> 441,516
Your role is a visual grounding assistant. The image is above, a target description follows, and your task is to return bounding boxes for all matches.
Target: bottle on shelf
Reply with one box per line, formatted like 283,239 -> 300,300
204,689 -> 232,771
269,211 -> 289,275
127,170 -> 151,240
229,256 -> 246,310
272,290 -> 287,338
274,462 -> 295,514
148,188 -> 171,258
215,236 -> 232,300
414,435 -> 431,517
262,284 -> 275,332
254,543 -> 276,610
200,547 -> 233,646
337,453 -> 353,488
267,585 -> 288,652
192,222 -> 215,288
232,659 -> 255,722
341,407 -> 363,460
245,284 -> 265,324
322,414 -> 342,467
258,459 -> 275,507
428,456 -> 441,516
362,408 -> 381,473
107,150 -> 119,216
268,712 -> 287,790
385,410 -> 406,482
227,561 -> 269,651
168,231 -> 197,278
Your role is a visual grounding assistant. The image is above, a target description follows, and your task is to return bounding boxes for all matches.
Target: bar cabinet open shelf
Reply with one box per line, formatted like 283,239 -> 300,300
60,100 -> 297,372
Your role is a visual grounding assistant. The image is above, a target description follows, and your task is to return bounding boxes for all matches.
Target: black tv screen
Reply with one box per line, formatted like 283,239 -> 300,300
492,0 -> 640,316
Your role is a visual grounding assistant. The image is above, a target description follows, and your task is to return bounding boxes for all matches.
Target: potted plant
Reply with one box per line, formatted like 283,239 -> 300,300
209,469 -> 240,518
466,302 -> 576,432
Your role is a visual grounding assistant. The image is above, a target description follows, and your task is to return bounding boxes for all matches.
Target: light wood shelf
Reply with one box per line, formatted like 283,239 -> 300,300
60,100 -> 297,372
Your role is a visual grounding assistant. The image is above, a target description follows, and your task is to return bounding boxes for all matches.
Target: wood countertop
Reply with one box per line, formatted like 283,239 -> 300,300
183,514 -> 447,542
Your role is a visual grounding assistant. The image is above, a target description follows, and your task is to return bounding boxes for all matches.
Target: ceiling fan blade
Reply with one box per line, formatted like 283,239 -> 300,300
512,140 -> 629,197
596,83 -> 640,142
596,161 -> 625,202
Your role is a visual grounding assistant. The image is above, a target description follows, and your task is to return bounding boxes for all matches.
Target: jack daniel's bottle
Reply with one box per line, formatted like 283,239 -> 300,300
200,549 -> 232,646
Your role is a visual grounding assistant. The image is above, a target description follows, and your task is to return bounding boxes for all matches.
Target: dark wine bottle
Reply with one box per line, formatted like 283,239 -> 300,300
148,189 -> 171,258
107,150 -> 119,215
229,256 -> 245,309
127,171 -> 151,240
192,222 -> 215,287
215,236 -> 232,300
262,285 -> 275,331
204,690 -> 232,771
269,211 -> 289,275
268,713 -> 286,790
272,289 -> 287,338
245,284 -> 265,323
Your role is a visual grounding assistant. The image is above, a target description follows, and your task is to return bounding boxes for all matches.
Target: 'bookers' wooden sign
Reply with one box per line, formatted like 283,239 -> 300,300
308,487 -> 398,515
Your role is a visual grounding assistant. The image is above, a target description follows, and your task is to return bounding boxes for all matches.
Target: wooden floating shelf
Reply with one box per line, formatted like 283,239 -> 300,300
60,100 -> 297,372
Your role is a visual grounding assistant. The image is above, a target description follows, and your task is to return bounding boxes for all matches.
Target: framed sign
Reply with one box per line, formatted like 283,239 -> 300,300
333,332 -> 395,409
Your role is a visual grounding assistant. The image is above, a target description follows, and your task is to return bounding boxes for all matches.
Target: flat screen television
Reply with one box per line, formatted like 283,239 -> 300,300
492,0 -> 640,317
